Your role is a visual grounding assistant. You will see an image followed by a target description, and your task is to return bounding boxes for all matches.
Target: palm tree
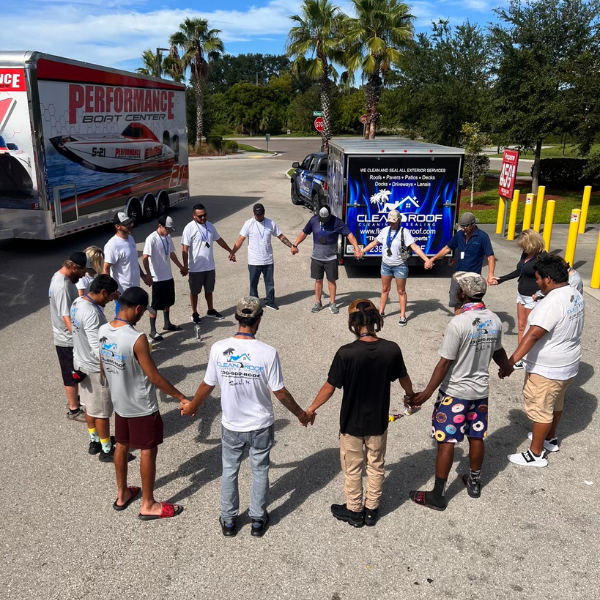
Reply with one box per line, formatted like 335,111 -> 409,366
136,49 -> 162,78
136,48 -> 184,82
170,18 -> 224,147
286,0 -> 346,148
344,0 -> 413,138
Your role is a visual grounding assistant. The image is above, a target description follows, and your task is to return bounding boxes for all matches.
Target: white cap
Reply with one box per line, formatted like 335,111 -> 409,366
158,215 -> 176,231
319,207 -> 330,218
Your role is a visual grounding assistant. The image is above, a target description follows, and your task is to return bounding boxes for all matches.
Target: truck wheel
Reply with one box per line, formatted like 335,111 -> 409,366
142,195 -> 155,221
127,199 -> 142,224
312,192 -> 321,214
291,183 -> 301,205
157,194 -> 169,216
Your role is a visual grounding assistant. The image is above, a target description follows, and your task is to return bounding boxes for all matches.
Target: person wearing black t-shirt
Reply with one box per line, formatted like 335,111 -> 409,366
490,229 -> 546,368
306,299 -> 415,527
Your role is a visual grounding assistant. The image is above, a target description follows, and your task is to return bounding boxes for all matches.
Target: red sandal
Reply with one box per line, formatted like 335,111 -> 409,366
138,502 -> 184,521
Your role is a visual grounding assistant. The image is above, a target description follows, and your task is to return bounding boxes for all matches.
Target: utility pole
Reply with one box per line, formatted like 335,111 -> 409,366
156,47 -> 169,79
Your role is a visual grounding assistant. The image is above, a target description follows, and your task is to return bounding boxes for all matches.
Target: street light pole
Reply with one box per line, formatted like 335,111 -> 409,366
156,47 -> 169,79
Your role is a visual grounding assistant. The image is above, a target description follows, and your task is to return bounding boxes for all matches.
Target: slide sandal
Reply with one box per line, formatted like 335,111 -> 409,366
409,490 -> 446,511
139,502 -> 184,521
113,486 -> 141,512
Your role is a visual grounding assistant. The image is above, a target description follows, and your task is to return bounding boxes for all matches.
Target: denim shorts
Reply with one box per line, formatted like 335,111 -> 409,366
381,262 -> 409,279
431,390 -> 488,443
517,293 -> 537,309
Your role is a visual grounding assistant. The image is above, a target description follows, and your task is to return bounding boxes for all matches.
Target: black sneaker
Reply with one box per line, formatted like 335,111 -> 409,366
364,507 -> 379,527
251,513 -> 269,537
99,443 -> 116,463
206,309 -> 224,320
331,503 -> 365,528
462,474 -> 481,498
88,441 -> 101,455
191,312 -> 201,324
149,332 -> 164,341
219,516 -> 237,537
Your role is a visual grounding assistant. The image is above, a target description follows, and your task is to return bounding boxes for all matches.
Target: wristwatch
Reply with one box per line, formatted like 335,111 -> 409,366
292,244 -> 298,248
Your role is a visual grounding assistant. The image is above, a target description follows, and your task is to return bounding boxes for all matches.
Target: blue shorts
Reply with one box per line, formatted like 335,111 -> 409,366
381,262 -> 409,279
431,391 -> 488,443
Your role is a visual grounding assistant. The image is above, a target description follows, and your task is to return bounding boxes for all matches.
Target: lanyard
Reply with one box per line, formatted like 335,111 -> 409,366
114,317 -> 134,327
159,233 -> 170,256
84,294 -> 103,315
461,302 -> 485,313
195,222 -> 209,244
235,332 -> 255,339
386,226 -> 400,248
254,220 -> 267,240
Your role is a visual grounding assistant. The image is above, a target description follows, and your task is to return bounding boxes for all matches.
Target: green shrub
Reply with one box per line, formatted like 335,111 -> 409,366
222,140 -> 239,153
537,158 -> 600,188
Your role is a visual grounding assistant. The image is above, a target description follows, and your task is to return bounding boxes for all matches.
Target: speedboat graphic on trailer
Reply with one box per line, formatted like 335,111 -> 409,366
50,123 -> 176,173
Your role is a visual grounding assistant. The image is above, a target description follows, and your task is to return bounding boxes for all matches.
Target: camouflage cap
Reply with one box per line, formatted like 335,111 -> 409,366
235,296 -> 263,318
348,298 -> 378,315
453,271 -> 487,299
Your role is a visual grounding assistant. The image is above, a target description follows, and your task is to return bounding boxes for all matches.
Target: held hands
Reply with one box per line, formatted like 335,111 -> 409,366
424,259 -> 434,270
180,266 -> 189,277
291,246 -> 299,256
142,273 -> 153,287
487,276 -> 498,285
228,252 -> 237,262
409,391 -> 430,407
354,248 -> 364,259
299,410 -> 316,427
179,399 -> 196,417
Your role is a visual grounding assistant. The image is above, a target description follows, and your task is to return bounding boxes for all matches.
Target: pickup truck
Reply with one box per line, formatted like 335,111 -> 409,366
290,152 -> 328,212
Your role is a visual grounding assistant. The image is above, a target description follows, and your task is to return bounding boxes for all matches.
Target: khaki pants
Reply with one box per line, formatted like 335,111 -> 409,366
340,431 -> 388,512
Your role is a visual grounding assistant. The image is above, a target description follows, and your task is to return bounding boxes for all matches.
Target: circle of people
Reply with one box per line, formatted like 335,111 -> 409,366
48,203 -> 585,530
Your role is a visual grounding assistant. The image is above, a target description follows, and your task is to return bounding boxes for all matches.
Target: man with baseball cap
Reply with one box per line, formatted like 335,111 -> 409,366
142,215 -> 186,341
407,272 -> 511,510
229,203 -> 297,311
103,212 -> 152,314
71,274 -> 120,460
99,286 -> 189,519
425,212 -> 496,315
49,251 -> 90,420
180,296 -> 312,537
181,203 -> 236,324
293,205 -> 362,314
305,299 -> 415,527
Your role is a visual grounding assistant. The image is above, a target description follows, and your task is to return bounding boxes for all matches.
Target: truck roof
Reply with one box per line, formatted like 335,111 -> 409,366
0,51 -> 185,89
329,138 -> 465,155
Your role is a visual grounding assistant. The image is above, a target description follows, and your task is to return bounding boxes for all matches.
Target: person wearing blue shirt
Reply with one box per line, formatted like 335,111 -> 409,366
293,206 -> 362,314
425,212 -> 495,315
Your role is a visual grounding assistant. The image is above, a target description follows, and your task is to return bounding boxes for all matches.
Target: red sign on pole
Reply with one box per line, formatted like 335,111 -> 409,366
360,114 -> 367,124
314,117 -> 324,132
498,149 -> 520,198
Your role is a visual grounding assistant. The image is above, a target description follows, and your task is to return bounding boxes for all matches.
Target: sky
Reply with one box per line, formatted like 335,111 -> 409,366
1,0 -> 504,75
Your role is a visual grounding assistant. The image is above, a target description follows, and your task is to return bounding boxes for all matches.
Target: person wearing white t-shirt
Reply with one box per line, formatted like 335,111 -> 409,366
181,204 -> 235,324
142,215 -> 186,341
102,212 -> 152,313
229,203 -> 296,311
361,210 -> 429,326
506,255 -> 585,468
180,296 -> 313,538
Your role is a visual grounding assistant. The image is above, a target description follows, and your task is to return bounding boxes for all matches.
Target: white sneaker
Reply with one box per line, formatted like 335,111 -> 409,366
513,360 -> 524,370
527,432 -> 559,452
508,449 -> 548,467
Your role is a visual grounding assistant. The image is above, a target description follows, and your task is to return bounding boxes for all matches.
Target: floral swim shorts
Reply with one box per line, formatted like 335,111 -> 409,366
431,390 -> 489,443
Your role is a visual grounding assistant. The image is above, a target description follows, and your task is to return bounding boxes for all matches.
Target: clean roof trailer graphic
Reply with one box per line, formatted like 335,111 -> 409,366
0,51 -> 188,240
327,139 -> 464,264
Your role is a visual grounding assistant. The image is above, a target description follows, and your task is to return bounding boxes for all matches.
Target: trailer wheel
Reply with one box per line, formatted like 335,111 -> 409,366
142,195 -> 155,221
312,192 -> 321,214
157,193 -> 169,216
291,182 -> 301,205
127,198 -> 142,224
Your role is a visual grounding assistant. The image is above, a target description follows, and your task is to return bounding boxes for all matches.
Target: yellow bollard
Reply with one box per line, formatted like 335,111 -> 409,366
507,190 -> 520,241
533,186 -> 545,232
496,196 -> 506,235
579,186 -> 592,234
564,209 -> 581,267
543,200 -> 556,251
591,231 -> 600,289
523,193 -> 534,230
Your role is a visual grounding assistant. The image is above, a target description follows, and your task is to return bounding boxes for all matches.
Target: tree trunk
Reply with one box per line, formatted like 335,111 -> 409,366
194,79 -> 204,147
531,138 -> 543,195
319,64 -> 332,150
365,73 -> 382,139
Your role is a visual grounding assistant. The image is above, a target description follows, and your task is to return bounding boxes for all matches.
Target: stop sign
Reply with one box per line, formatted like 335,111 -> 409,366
314,117 -> 324,132
360,114 -> 368,124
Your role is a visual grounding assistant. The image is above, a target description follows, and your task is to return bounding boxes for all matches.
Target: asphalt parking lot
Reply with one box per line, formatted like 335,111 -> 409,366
1,156 -> 599,600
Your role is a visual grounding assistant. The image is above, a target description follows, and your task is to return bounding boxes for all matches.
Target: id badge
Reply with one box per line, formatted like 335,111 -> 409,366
460,251 -> 465,260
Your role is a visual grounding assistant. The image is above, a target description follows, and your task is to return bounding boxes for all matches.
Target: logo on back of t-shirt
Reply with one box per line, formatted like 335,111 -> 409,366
472,317 -> 492,334
223,347 -> 252,368
567,293 -> 584,319
99,336 -> 128,373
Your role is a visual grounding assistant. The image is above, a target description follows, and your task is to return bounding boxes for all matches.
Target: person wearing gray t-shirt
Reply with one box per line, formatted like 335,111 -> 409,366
406,272 -> 511,511
49,251 -> 89,421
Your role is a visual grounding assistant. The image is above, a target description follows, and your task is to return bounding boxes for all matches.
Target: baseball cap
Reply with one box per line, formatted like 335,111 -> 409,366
453,271 -> 487,299
113,211 -> 132,226
235,296 -> 263,318
158,215 -> 176,231
119,286 -> 156,315
459,212 -> 479,227
69,251 -> 92,269
387,210 -> 400,223
318,206 -> 331,223
348,298 -> 378,315
253,203 -> 265,215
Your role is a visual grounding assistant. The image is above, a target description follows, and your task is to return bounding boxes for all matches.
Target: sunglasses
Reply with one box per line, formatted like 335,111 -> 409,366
460,223 -> 474,229
195,214 -> 207,219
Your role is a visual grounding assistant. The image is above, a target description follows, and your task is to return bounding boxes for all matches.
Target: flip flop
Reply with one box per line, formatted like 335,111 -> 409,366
138,502 -> 184,521
409,490 -> 446,511
113,486 -> 141,511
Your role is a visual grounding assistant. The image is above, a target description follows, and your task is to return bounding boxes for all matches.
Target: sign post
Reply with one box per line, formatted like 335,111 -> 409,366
265,133 -> 270,152
498,149 -> 520,237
